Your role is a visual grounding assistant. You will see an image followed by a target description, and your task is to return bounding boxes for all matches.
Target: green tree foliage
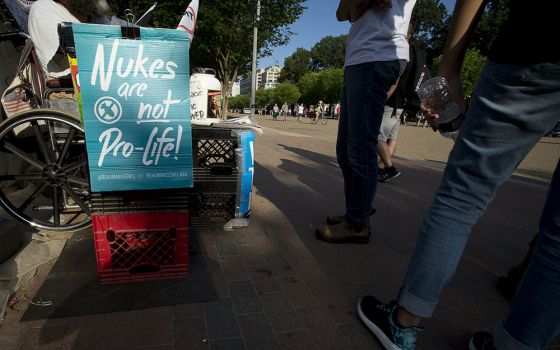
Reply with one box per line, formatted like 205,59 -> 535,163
278,48 -> 311,83
410,0 -> 449,64
298,68 -> 343,104
431,48 -> 486,97
108,0 -> 305,118
309,35 -> 347,71
459,48 -> 486,96
270,83 -> 301,106
471,0 -> 510,55
107,1 -> 184,28
191,0 -> 305,117
298,72 -> 321,104
319,68 -> 343,103
255,88 -> 273,108
228,94 -> 250,110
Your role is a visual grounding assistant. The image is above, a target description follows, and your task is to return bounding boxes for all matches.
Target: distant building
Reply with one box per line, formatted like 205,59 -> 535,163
229,81 -> 240,97
260,66 -> 281,90
239,66 -> 282,94
239,77 -> 253,95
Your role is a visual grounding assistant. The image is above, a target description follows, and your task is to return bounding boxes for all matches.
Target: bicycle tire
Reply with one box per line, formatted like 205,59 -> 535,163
0,109 -> 92,232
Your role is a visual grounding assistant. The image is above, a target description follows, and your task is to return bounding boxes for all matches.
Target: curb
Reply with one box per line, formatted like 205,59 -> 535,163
0,218 -> 24,264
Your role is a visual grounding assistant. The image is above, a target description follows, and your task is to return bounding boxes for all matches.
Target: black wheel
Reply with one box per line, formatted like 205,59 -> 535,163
0,109 -> 91,232
321,115 -> 328,125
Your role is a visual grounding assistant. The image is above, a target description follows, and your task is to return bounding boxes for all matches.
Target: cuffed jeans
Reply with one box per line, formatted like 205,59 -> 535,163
397,60 -> 560,349
337,61 -> 401,229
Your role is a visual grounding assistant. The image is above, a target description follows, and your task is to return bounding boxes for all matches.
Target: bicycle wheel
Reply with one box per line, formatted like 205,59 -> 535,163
321,115 -> 328,125
0,109 -> 91,232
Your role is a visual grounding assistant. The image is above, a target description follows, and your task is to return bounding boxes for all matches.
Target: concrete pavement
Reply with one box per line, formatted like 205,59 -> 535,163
0,116 -> 558,349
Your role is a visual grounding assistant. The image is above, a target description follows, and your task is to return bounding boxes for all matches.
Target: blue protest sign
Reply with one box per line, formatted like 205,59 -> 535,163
237,131 -> 254,217
73,23 -> 193,192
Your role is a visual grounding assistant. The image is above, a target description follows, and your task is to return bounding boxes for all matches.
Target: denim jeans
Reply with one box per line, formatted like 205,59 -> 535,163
397,61 -> 560,349
337,61 -> 401,229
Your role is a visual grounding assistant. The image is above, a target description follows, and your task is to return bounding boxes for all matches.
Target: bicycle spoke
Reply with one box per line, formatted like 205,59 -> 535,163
66,175 -> 89,187
18,183 -> 48,212
62,184 -> 90,215
53,188 -> 60,226
0,173 -> 43,182
32,121 -> 53,164
57,128 -> 76,166
3,141 -> 46,169
62,160 -> 87,174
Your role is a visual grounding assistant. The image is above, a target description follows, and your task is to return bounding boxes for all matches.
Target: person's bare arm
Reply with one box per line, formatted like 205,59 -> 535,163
336,0 -> 370,22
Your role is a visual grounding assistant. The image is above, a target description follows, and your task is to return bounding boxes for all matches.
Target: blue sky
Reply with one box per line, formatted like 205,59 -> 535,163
259,0 -> 456,68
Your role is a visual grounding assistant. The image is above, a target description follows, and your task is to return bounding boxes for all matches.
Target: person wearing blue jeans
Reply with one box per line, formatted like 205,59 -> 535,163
316,0 -> 416,244
356,0 -> 560,349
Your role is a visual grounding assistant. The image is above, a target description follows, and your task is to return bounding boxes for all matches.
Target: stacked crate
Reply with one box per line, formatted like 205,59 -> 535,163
91,127 -> 252,225
90,126 -> 254,283
93,212 -> 189,284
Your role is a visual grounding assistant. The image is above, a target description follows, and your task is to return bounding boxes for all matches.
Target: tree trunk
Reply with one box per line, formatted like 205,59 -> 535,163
221,66 -> 238,119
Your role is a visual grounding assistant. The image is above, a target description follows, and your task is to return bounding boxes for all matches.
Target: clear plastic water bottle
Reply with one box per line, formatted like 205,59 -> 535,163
417,77 -> 465,140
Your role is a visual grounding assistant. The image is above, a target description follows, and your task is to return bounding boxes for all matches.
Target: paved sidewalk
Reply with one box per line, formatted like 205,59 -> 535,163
0,126 -> 558,349
0,192 -> 377,350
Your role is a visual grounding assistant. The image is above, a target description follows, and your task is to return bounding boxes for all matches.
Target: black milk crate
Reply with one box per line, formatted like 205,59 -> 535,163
91,190 -> 236,217
193,127 -> 239,173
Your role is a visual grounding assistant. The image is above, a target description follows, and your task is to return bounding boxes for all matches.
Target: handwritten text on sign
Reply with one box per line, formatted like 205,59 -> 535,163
73,24 -> 193,192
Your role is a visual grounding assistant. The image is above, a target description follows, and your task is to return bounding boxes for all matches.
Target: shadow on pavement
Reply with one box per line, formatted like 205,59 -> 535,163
254,143 -> 552,349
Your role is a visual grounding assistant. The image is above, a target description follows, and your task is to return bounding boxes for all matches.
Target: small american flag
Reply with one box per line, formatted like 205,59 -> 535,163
1,85 -> 34,118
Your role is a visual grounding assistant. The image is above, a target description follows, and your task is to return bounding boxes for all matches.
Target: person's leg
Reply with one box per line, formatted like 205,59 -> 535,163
493,159 -> 560,349
377,106 -> 396,169
386,110 -> 400,158
336,83 -> 351,210
377,112 -> 402,182
318,62 -> 399,243
343,61 -> 400,228
396,61 -> 560,323
377,140 -> 392,168
387,139 -> 398,156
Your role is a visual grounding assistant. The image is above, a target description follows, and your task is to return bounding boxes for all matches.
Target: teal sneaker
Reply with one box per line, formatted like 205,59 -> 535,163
357,296 -> 423,350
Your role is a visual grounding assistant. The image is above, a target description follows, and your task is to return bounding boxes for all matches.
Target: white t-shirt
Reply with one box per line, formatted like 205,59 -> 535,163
28,0 -> 80,77
344,0 -> 416,67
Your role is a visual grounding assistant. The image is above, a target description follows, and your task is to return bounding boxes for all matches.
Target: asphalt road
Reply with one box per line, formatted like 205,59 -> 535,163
248,113 -> 559,183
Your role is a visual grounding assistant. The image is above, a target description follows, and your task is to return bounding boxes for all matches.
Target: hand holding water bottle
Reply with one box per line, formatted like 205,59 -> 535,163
417,76 -> 467,140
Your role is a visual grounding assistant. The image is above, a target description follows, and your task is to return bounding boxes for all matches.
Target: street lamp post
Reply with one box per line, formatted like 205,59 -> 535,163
250,0 -> 261,119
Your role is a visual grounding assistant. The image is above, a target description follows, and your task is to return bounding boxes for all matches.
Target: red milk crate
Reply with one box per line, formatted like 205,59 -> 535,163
92,212 -> 189,284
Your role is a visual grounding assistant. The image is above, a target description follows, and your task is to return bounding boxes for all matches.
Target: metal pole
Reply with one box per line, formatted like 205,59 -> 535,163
250,0 -> 260,119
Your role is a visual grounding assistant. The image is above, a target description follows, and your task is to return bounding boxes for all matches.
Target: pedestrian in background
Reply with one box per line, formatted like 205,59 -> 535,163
272,103 -> 279,121
314,100 -> 324,123
281,102 -> 289,121
316,0 -> 416,244
357,1 -> 560,349
298,102 -> 305,122
378,29 -> 430,183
